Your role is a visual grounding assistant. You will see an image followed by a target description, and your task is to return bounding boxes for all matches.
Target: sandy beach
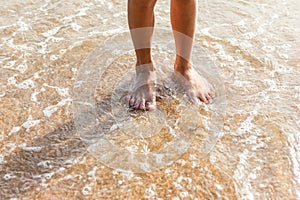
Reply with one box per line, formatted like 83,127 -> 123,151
1,0 -> 299,199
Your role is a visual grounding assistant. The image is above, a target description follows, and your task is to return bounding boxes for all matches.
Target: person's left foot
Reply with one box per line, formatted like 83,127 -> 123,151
174,63 -> 214,104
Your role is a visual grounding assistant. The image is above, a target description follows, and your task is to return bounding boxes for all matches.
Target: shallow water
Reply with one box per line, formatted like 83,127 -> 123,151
1,0 -> 299,199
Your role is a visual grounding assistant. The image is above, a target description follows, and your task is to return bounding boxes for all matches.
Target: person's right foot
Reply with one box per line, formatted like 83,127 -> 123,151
128,63 -> 156,110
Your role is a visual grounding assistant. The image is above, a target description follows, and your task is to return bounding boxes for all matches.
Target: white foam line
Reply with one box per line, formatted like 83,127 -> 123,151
286,131 -> 300,198
19,143 -> 43,152
233,149 -> 255,200
22,115 -> 41,132
41,26 -> 61,38
43,98 -> 72,118
7,74 -> 36,89
42,83 -> 70,97
100,28 -> 126,37
82,166 -> 98,196
9,126 -> 21,135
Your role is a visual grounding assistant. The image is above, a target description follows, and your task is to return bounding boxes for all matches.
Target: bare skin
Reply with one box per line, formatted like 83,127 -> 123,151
127,0 -> 214,110
128,63 -> 156,110
174,63 -> 214,104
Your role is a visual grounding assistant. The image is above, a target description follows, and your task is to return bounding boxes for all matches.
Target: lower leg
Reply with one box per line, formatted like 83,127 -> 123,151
171,0 -> 214,103
127,0 -> 157,110
128,0 -> 156,66
171,0 -> 197,72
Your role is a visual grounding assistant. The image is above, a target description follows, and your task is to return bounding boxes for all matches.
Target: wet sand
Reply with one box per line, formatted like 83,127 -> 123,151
1,0 -> 300,199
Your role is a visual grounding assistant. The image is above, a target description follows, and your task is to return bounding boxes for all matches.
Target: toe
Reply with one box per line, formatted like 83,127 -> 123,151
206,93 -> 212,101
208,86 -> 216,98
206,94 -> 213,104
139,99 -> 146,110
146,103 -> 156,110
211,91 -> 216,98
198,94 -> 208,104
146,100 -> 156,111
129,96 -> 135,107
207,91 -> 212,98
134,99 -> 141,110
189,95 -> 199,104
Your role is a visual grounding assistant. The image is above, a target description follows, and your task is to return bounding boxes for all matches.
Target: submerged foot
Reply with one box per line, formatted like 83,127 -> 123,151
174,63 -> 215,104
128,63 -> 156,110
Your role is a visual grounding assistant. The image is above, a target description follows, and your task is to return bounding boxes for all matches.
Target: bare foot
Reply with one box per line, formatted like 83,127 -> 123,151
174,63 -> 214,104
128,63 -> 156,110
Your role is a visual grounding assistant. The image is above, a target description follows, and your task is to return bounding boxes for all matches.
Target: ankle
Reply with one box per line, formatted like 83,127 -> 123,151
174,63 -> 192,75
136,62 -> 155,74
174,55 -> 192,73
